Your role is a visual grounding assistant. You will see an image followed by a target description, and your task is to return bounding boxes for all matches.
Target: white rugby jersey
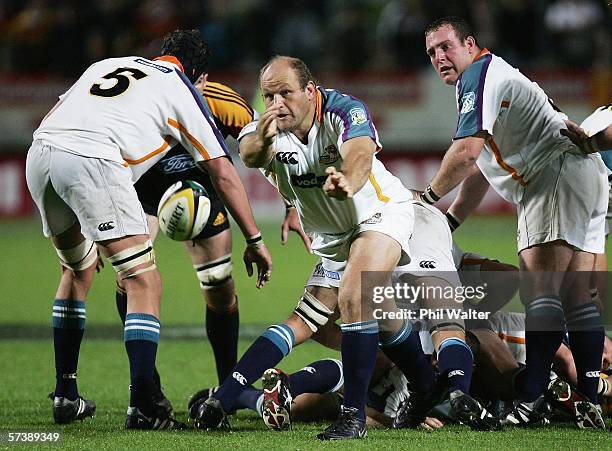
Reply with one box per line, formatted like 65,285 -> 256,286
238,87 -> 412,235
34,56 -> 228,182
581,104 -> 612,170
454,50 -> 580,204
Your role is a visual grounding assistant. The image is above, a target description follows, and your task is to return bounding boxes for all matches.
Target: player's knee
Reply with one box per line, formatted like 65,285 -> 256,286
293,290 -> 334,334
107,240 -> 157,280
55,239 -> 98,272
194,255 -> 233,289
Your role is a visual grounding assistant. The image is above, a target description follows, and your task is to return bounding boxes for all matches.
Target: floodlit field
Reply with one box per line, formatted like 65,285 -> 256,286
1,216 -> 610,449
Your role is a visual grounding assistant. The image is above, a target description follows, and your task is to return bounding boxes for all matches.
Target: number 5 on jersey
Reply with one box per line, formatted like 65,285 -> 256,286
90,67 -> 148,98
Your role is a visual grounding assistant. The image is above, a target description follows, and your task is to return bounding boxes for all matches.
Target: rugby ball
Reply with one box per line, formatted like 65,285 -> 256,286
157,180 -> 211,241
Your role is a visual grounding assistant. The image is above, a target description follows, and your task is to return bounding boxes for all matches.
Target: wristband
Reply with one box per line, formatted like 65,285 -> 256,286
422,185 -> 440,205
445,211 -> 461,232
246,233 -> 263,247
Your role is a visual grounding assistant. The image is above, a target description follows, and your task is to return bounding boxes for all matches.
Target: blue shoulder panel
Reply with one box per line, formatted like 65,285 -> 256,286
454,53 -> 492,139
322,87 -> 376,142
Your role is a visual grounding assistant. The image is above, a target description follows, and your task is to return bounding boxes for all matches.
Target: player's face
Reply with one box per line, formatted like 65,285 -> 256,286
425,24 -> 477,85
260,62 -> 315,134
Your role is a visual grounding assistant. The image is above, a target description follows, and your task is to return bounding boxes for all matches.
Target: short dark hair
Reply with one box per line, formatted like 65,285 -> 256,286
425,16 -> 479,47
161,29 -> 210,83
260,56 -> 314,89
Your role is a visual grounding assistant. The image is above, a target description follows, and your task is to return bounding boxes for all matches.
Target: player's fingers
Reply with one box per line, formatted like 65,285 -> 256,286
281,221 -> 289,245
299,230 -> 312,253
325,166 -> 337,175
244,257 -> 253,277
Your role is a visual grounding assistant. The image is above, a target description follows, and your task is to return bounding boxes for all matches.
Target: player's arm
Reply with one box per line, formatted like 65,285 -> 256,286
323,136 -> 376,200
239,104 -> 280,168
445,167 -> 489,231
200,157 -> 272,288
422,135 -> 486,204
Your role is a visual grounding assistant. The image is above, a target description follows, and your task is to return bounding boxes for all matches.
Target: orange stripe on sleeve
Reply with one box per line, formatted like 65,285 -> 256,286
167,118 -> 211,160
124,137 -> 171,164
488,138 -> 527,186
315,90 -> 323,123
499,333 -> 526,344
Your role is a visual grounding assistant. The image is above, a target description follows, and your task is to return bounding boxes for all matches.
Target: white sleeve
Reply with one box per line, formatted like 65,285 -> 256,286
238,120 -> 258,141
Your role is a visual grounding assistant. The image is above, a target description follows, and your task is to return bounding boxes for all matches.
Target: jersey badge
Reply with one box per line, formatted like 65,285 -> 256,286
460,91 -> 476,114
349,108 -> 367,125
319,144 -> 339,164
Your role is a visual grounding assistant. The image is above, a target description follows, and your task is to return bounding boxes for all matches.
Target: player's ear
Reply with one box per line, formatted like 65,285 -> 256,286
305,81 -> 316,100
465,36 -> 478,54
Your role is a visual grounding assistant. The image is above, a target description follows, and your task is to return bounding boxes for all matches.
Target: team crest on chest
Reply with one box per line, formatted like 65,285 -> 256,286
319,144 -> 339,164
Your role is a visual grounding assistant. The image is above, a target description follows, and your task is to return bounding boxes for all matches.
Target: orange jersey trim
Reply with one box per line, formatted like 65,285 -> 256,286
498,333 -> 526,345
153,55 -> 184,73
369,173 -> 390,202
124,137 -> 172,165
488,138 -> 528,187
472,48 -> 491,62
315,89 -> 323,124
167,118 -> 211,160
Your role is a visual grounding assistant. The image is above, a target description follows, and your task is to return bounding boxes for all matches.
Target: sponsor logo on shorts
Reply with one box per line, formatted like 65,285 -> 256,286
312,263 -> 325,278
212,212 -> 226,227
360,212 -> 382,225
301,366 -> 316,374
319,145 -> 340,164
324,269 -> 340,280
460,91 -> 476,114
585,371 -> 601,378
419,260 -> 436,269
157,154 -> 196,173
97,221 -> 115,231
349,107 -> 367,125
232,371 -> 247,385
290,173 -> 327,188
276,151 -> 298,165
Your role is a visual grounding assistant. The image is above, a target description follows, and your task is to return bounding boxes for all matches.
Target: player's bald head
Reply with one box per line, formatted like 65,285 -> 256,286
260,56 -> 314,90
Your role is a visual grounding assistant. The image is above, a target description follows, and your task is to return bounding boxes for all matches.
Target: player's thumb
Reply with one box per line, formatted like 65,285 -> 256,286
281,223 -> 288,244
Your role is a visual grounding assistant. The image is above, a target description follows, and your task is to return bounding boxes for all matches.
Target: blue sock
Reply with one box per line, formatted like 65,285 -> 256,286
340,321 -> 379,420
215,324 -> 295,412
235,387 -> 263,414
52,299 -> 86,400
289,358 -> 344,397
206,302 -> 239,383
437,337 -> 473,394
124,313 -> 160,412
566,302 -> 604,403
522,296 -> 565,402
380,320 -> 435,394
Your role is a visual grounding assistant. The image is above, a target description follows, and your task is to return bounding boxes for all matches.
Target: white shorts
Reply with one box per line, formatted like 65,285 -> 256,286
309,199 -> 414,266
25,140 -> 149,241
305,260 -> 343,289
517,153 -> 607,254
606,181 -> 612,237
393,201 -> 461,287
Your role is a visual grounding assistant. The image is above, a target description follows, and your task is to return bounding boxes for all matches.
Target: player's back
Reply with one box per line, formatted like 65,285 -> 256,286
34,56 -> 219,179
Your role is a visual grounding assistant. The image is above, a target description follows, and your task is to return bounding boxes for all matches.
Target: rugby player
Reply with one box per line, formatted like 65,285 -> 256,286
423,17 -> 608,428
114,34 -> 259,413
193,55 -> 438,440
26,29 -> 271,429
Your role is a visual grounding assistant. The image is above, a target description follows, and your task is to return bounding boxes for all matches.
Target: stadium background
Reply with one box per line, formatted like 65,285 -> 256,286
0,1 -> 611,448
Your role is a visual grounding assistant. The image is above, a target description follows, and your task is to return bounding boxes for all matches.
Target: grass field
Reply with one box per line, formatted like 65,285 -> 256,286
1,215 -> 611,449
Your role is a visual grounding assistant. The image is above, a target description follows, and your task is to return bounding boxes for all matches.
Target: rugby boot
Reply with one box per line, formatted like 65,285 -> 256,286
499,395 -> 552,427
448,390 -> 501,431
188,386 -> 220,419
546,377 -> 605,429
392,390 -> 436,429
194,397 -> 231,431
125,404 -> 186,430
317,405 -> 367,440
52,395 -> 96,424
261,368 -> 293,431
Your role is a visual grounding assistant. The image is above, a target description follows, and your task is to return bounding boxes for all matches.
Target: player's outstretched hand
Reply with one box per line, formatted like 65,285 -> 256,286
420,417 -> 444,431
257,104 -> 281,147
243,242 -> 273,289
323,167 -> 353,200
281,206 -> 312,253
561,119 -> 590,154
